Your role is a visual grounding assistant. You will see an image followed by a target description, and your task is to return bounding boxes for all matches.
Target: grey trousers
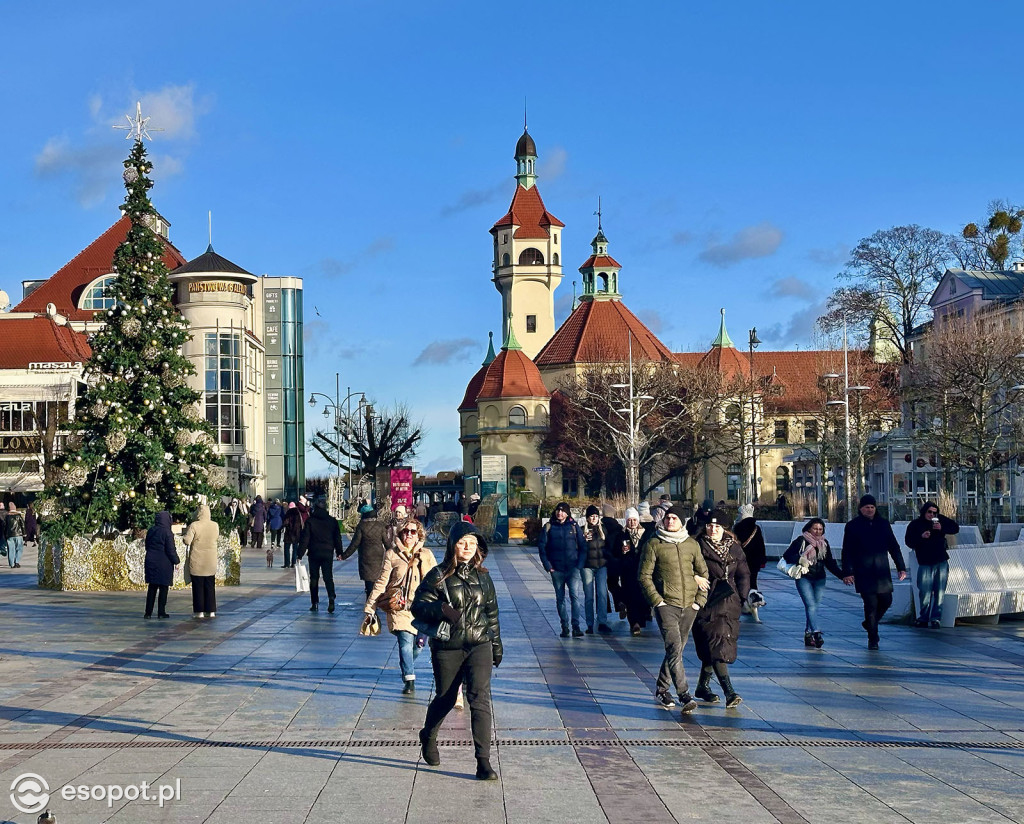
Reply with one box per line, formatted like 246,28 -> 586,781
654,603 -> 698,698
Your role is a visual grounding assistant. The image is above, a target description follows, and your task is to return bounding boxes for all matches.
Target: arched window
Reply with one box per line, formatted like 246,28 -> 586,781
518,248 -> 544,265
776,466 -> 791,493
80,275 -> 117,310
508,405 -> 527,427
598,273 -> 609,292
552,252 -> 559,265
727,463 -> 742,500
502,253 -> 510,266
725,403 -> 741,423
509,465 -> 527,490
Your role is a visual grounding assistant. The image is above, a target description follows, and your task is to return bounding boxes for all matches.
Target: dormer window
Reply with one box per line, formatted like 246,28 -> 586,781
80,274 -> 117,310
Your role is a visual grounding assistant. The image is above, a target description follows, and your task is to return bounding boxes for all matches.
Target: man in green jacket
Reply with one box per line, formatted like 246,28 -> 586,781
639,505 -> 709,713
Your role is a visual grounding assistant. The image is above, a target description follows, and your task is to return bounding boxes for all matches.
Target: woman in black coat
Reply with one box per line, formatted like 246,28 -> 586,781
282,502 -> 303,568
692,510 -> 750,707
412,521 -> 502,781
606,507 -> 652,635
733,504 -> 767,612
144,511 -> 180,619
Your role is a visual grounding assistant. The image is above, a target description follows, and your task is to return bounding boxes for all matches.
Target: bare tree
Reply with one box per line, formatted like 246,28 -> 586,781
819,225 -> 951,364
905,314 -> 1024,535
311,401 -> 424,478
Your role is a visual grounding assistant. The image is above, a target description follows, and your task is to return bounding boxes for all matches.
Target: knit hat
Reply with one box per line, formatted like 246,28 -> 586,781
554,501 -> 572,517
288,502 -> 296,509
469,493 -> 481,502
624,507 -> 639,522
602,503 -> 616,518
738,504 -> 754,520
585,505 -> 601,518
637,501 -> 653,522
665,504 -> 688,523
707,508 -> 729,526
859,494 -> 877,510
359,503 -> 374,515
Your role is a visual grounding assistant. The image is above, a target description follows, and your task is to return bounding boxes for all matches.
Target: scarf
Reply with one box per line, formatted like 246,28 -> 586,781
655,526 -> 689,544
625,525 -> 644,547
801,531 -> 828,563
703,533 -> 735,563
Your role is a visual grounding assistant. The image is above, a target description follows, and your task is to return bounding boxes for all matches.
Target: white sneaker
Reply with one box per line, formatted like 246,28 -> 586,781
208,612 -> 216,618
454,687 -> 465,710
193,613 -> 204,619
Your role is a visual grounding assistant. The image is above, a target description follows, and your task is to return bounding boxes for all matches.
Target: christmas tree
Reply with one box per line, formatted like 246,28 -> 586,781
41,131 -> 222,538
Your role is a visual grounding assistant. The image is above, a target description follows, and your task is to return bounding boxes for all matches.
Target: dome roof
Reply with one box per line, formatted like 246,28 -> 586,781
170,244 -> 254,279
459,363 -> 490,411
515,129 -> 537,158
476,348 -> 549,401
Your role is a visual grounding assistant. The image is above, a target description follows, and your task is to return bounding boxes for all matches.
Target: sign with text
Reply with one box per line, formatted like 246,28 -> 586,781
188,281 -> 247,295
0,435 -> 41,454
481,454 -> 507,483
389,467 -> 414,511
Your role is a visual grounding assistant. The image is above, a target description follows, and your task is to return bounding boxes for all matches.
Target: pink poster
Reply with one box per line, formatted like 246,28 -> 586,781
390,467 -> 414,511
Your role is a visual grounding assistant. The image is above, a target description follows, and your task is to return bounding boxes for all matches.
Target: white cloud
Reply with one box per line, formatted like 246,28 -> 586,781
767,276 -> 818,302
699,221 -> 784,267
539,146 -> 568,180
422,455 -> 463,475
413,338 -> 478,365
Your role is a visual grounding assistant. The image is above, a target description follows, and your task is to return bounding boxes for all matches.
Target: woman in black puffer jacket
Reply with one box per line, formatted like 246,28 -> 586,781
692,510 -> 750,708
412,521 -> 502,781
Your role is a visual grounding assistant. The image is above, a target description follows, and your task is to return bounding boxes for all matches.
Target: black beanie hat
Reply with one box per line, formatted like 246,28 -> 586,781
665,504 -> 687,523
707,508 -> 729,526
554,501 -> 572,517
859,494 -> 877,510
585,504 -> 600,518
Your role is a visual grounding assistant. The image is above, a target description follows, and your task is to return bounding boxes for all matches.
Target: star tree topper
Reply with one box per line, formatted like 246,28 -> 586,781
114,101 -> 163,141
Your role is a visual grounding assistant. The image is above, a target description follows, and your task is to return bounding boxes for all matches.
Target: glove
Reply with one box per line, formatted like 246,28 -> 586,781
493,654 -> 502,668
440,603 -> 462,625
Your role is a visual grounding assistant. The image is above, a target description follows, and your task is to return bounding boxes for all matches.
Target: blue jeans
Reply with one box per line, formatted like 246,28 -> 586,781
795,575 -> 826,633
6,536 -> 23,567
550,569 -> 585,632
581,566 -> 609,630
917,561 -> 949,622
396,630 -> 423,680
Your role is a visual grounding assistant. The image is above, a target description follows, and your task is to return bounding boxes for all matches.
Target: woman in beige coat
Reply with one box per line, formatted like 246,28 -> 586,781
364,519 -> 436,694
184,504 -> 220,619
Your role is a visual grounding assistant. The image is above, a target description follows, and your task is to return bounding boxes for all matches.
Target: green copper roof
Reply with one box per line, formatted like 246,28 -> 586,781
503,314 -> 523,351
483,331 -> 496,365
711,308 -> 735,348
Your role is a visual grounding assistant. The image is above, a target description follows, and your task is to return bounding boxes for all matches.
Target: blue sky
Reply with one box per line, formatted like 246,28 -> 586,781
3,2 -> 1024,476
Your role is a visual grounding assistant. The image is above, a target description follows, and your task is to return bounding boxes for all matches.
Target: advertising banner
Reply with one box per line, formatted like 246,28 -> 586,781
389,466 -> 414,511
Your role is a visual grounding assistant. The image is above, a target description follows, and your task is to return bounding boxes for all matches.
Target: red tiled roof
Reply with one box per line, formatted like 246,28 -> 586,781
459,363 -> 490,411
578,254 -> 622,270
0,316 -> 92,369
675,345 -> 898,414
491,185 -> 564,239
14,216 -> 187,321
534,299 -> 675,367
476,348 -> 550,401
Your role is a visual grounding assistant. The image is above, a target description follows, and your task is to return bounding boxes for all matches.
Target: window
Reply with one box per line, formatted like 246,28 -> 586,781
502,253 -> 510,266
80,275 -> 117,310
205,332 -> 243,445
726,463 -> 742,500
774,420 -> 788,444
518,248 -> 544,265
508,406 -> 527,427
509,465 -> 527,490
552,253 -> 559,265
803,420 -> 819,443
562,471 -> 578,497
776,466 -> 791,493
725,403 -> 741,423
503,234 -> 508,243
553,233 -> 558,245
526,315 -> 537,333
599,273 -> 609,292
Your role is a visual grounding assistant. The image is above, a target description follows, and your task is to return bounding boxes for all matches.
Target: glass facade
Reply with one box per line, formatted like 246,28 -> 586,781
205,332 -> 243,445
263,280 -> 305,500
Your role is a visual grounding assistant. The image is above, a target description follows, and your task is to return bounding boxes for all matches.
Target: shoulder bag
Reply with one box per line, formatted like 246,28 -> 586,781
376,557 -> 416,614
776,555 -> 804,579
411,574 -> 453,641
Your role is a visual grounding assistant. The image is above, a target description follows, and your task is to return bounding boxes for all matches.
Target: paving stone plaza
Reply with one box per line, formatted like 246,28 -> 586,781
1,542 -> 1023,824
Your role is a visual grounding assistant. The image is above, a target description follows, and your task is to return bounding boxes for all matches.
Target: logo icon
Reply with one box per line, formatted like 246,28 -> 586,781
10,773 -> 50,814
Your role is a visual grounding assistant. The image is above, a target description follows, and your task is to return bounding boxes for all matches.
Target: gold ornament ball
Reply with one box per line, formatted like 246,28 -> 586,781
63,462 -> 70,470
128,490 -> 136,498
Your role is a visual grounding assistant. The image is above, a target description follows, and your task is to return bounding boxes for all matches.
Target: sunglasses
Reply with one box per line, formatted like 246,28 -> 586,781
401,528 -> 419,535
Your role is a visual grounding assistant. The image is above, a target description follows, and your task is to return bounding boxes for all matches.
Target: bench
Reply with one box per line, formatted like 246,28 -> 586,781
904,542 -> 1024,626
993,523 -> 1024,543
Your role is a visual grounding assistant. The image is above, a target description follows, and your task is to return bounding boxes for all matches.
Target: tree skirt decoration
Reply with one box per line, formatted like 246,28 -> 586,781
38,532 -> 241,591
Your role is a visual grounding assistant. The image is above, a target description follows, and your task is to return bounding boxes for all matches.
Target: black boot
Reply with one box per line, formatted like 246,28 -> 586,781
717,672 -> 742,708
694,666 -> 720,703
309,602 -> 318,612
419,728 -> 440,766
328,599 -> 335,614
402,679 -> 415,695
476,757 -> 498,780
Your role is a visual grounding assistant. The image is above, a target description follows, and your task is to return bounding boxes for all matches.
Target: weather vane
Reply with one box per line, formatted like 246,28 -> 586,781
113,101 -> 162,141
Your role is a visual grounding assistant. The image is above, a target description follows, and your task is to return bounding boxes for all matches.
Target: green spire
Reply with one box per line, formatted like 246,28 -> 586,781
503,313 -> 522,351
483,331 -> 496,365
711,307 -> 735,348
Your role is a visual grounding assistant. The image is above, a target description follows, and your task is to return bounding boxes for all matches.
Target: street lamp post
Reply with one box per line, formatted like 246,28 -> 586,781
824,317 -> 871,514
308,374 -> 366,511
748,327 -> 762,505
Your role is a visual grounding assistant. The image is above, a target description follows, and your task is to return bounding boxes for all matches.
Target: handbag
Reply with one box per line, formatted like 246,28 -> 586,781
182,547 -> 192,584
376,556 -> 417,613
411,575 -> 452,641
776,556 -> 802,578
294,560 -> 310,593
704,578 -> 736,610
359,613 -> 382,637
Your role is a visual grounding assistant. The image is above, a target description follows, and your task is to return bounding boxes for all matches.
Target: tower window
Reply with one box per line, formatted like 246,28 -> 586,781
552,253 -> 559,265
518,248 -> 544,265
509,406 -> 527,427
503,234 -> 508,243
502,253 -> 510,266
526,315 -> 537,333
554,233 -> 558,244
